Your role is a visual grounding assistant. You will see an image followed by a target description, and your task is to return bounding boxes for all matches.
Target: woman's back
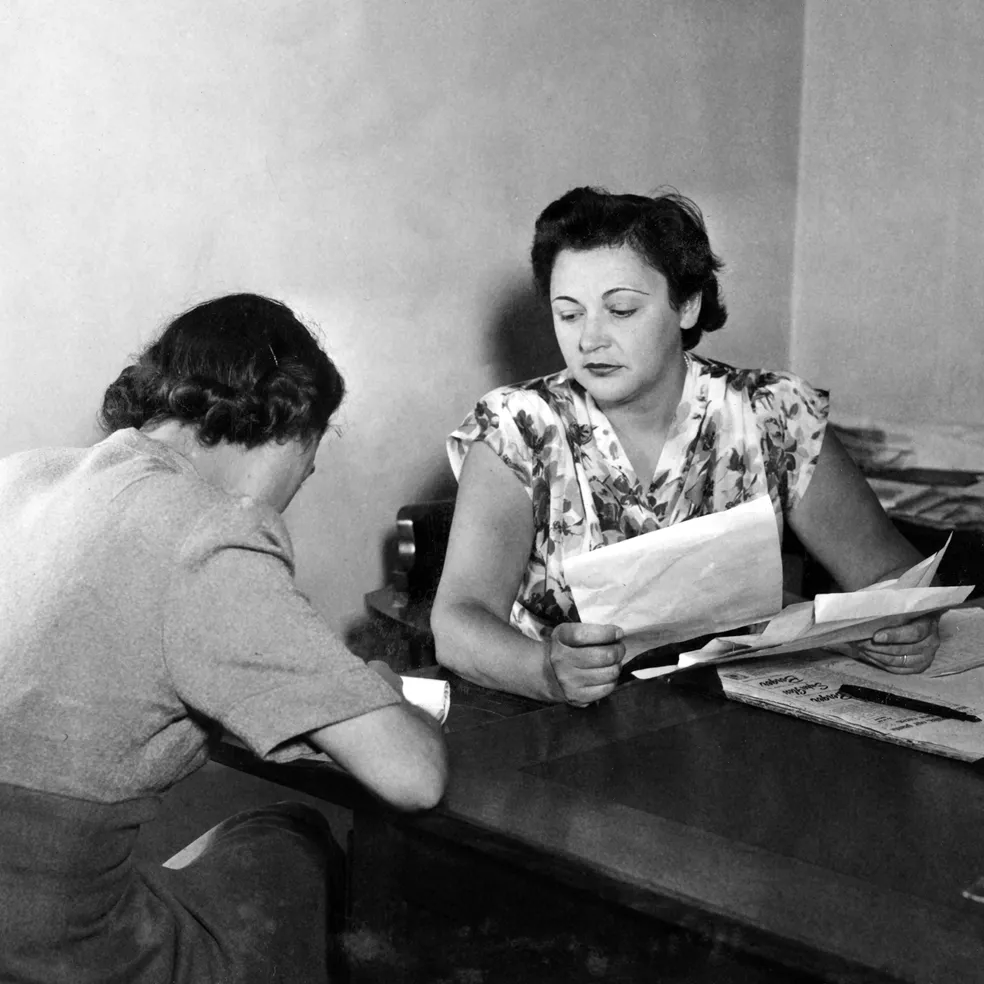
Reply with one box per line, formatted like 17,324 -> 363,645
0,429 -> 238,802
0,428 -> 368,984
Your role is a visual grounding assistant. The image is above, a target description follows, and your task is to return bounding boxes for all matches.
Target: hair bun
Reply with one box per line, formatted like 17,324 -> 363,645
99,293 -> 345,446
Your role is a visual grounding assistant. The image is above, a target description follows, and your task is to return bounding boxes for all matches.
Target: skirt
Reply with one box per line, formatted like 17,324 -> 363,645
0,781 -> 345,984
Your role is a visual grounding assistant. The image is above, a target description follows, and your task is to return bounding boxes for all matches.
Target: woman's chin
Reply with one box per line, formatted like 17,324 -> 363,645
573,371 -> 634,405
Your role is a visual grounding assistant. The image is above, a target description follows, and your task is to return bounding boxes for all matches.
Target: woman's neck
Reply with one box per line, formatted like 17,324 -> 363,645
597,353 -> 690,485
600,353 -> 688,438
140,421 -> 248,497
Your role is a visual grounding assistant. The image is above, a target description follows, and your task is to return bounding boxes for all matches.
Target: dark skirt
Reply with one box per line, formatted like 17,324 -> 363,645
0,781 -> 344,984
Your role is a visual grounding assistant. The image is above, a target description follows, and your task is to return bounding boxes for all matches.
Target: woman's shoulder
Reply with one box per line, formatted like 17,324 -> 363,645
98,431 -> 292,566
693,355 -> 829,415
472,370 -> 574,415
454,371 -> 577,438
448,372 -> 580,478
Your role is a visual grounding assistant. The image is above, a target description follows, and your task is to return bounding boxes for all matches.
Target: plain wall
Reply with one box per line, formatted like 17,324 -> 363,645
791,0 -> 984,424
0,0 -> 804,629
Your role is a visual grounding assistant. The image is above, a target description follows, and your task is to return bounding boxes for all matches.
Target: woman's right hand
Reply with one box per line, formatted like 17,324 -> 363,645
547,623 -> 625,707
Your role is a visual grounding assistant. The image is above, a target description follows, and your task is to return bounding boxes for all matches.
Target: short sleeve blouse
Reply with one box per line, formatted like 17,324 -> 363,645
447,354 -> 829,641
0,429 -> 401,804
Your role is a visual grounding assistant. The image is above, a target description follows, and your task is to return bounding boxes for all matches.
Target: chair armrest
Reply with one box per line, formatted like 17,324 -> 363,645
392,499 -> 456,602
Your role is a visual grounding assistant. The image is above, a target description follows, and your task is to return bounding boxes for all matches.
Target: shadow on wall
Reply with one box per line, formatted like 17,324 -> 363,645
483,273 -> 561,386
345,276 -> 561,662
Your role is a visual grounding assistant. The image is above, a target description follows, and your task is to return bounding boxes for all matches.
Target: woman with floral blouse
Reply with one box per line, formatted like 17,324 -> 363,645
431,186 -> 940,706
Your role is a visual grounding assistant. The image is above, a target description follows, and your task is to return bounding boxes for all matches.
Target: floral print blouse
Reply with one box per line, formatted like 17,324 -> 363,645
447,355 -> 829,642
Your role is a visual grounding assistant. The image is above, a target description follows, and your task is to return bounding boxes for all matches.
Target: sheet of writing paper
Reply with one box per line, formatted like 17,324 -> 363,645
565,494 -> 782,662
886,537 -> 950,589
656,538 -> 974,672
714,651 -> 984,761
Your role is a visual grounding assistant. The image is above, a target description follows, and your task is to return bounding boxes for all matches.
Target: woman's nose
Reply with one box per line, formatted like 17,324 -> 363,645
578,311 -> 608,352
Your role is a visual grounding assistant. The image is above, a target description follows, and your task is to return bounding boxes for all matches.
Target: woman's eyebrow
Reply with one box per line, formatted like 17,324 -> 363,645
551,286 -> 651,303
602,287 -> 650,298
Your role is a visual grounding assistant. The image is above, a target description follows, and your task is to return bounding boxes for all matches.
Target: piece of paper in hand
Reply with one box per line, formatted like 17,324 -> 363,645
564,494 -> 783,662
657,537 -> 974,675
400,676 -> 451,724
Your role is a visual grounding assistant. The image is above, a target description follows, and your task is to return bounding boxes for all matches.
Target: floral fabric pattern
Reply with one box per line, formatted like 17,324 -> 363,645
447,355 -> 829,641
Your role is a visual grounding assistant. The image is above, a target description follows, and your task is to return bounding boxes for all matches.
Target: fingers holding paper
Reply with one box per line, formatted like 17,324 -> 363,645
853,614 -> 941,675
548,622 -> 625,707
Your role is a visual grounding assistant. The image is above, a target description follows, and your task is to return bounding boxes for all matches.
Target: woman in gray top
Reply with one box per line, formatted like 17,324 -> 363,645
0,293 -> 447,983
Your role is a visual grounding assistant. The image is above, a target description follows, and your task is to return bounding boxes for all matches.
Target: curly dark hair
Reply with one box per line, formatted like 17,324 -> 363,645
100,293 -> 345,447
530,186 -> 727,350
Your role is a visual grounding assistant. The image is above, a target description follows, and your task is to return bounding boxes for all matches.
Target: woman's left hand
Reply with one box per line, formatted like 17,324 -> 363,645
853,615 -> 941,674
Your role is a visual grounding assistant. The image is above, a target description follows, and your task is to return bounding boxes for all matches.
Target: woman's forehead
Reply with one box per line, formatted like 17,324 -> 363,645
550,246 -> 664,296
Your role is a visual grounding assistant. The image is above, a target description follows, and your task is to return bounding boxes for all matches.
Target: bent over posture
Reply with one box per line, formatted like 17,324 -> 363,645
0,293 -> 447,983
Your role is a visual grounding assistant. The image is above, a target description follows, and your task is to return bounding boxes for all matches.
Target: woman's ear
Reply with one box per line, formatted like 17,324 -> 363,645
680,293 -> 702,331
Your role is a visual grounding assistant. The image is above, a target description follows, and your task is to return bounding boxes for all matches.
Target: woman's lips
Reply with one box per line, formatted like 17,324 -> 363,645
584,363 -> 621,376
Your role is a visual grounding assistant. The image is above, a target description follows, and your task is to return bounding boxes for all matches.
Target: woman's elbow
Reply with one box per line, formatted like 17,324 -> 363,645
389,753 -> 449,812
414,759 -> 450,811
430,596 -> 463,672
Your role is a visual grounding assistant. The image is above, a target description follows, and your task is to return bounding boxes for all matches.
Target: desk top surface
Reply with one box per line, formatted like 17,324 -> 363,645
418,670 -> 984,984
216,666 -> 984,982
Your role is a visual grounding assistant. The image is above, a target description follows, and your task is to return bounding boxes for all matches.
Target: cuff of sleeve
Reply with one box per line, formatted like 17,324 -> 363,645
221,670 -> 402,761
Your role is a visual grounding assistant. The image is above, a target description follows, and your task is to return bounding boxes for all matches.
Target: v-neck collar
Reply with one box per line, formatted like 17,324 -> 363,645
573,356 -> 700,495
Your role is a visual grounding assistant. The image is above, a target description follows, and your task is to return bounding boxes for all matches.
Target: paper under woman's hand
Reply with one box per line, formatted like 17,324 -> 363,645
853,614 -> 941,674
547,623 -> 625,707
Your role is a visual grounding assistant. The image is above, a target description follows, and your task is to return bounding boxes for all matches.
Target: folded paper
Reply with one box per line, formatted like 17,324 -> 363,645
400,676 -> 451,724
631,536 -> 974,678
565,494 -> 783,661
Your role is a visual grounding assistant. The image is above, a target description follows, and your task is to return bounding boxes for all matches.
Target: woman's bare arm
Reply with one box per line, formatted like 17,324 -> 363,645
431,442 -> 623,703
307,697 -> 448,812
788,428 -> 939,673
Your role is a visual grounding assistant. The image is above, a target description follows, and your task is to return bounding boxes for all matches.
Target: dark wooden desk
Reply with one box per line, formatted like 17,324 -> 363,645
216,671 -> 984,983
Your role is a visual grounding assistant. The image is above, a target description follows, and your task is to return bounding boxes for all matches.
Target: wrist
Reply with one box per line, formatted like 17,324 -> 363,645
540,636 -> 567,703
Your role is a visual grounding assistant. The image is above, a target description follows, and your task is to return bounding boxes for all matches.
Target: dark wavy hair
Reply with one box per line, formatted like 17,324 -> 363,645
100,293 -> 345,448
530,186 -> 727,350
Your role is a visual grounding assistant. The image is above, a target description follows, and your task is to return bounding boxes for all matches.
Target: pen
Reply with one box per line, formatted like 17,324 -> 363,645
837,684 -> 981,723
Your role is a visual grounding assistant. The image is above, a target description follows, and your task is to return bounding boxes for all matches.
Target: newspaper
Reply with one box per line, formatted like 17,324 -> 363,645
714,648 -> 984,762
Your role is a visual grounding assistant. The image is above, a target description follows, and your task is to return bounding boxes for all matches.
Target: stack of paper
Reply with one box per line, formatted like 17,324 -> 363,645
632,537 -> 973,679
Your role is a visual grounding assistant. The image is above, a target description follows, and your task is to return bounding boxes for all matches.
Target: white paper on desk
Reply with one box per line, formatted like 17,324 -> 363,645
400,676 -> 451,724
565,494 -> 783,662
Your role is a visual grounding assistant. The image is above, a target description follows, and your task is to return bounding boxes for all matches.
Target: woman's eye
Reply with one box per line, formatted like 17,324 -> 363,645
556,310 -> 581,323
610,308 -> 637,319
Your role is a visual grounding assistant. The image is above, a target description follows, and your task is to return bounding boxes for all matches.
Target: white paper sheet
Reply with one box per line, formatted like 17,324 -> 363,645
635,538 -> 974,676
400,676 -> 451,724
565,494 -> 783,661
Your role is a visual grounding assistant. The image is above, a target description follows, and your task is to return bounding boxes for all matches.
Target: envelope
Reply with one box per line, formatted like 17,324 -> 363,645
564,494 -> 783,661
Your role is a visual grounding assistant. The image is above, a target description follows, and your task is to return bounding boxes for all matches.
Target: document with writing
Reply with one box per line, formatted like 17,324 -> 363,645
711,612 -> 984,761
565,494 -> 783,662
